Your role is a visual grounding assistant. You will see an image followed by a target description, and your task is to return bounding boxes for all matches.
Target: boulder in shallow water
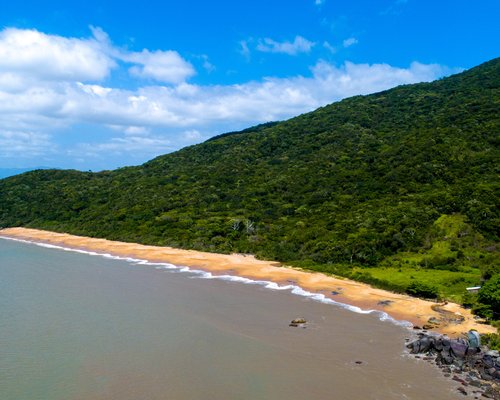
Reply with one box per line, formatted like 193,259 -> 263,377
289,317 -> 307,327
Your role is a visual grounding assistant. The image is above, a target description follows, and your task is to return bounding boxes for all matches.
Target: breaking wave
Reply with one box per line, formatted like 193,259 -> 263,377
0,235 -> 412,328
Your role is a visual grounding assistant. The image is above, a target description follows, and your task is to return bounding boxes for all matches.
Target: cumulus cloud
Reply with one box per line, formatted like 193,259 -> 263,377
0,59 -> 452,132
257,36 -> 315,55
121,49 -> 195,84
0,27 -> 115,83
0,27 -> 456,168
0,26 -> 195,89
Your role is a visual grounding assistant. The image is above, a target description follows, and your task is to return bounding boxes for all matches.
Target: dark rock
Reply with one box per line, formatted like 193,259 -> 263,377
480,372 -> 492,380
412,325 -> 422,330
470,380 -> 482,388
355,360 -> 363,365
451,340 -> 469,359
483,355 -> 495,368
418,336 -> 433,352
469,371 -> 480,379
468,347 -> 481,356
454,359 -> 465,368
408,331 -> 500,393
377,300 -> 394,306
434,337 -> 444,351
443,355 -> 455,364
457,386 -> 467,395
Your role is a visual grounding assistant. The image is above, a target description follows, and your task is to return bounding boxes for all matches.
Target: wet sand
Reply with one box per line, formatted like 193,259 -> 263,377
0,227 -> 495,336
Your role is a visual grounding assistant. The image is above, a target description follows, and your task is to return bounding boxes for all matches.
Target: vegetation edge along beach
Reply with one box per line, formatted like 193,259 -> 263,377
0,227 -> 496,337
0,58 -> 498,336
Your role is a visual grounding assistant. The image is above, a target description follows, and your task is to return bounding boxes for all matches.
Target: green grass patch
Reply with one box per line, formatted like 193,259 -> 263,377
360,266 -> 480,302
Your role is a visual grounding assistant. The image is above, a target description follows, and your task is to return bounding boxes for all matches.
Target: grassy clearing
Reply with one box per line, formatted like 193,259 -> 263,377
294,214 -> 496,303
358,266 -> 480,302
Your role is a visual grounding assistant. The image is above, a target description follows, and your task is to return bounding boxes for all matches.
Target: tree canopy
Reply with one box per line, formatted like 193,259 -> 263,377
1,58 -> 498,302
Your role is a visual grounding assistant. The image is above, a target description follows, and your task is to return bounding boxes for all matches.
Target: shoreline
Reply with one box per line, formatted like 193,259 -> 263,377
1,227 -> 496,336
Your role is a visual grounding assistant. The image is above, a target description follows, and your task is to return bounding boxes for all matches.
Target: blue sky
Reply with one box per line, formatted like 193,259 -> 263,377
0,0 -> 498,171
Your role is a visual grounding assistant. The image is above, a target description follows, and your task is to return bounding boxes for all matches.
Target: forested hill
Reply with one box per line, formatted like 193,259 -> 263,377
1,58 -> 498,302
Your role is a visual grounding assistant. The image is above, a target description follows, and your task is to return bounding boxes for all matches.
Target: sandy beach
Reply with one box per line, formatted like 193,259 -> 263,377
0,227 -> 495,336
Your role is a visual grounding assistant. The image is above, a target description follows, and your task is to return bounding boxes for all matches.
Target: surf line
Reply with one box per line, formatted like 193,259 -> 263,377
0,235 -> 412,328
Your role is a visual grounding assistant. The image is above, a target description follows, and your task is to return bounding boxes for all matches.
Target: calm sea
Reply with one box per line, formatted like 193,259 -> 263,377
0,238 -> 461,399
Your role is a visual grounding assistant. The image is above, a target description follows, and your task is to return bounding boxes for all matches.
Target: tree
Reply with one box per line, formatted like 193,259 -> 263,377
477,274 -> 500,318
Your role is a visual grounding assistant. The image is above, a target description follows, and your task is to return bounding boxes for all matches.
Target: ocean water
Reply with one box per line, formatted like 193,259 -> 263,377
0,238 -> 461,399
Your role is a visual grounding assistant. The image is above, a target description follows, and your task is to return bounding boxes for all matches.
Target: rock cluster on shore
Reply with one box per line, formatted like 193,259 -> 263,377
407,332 -> 500,398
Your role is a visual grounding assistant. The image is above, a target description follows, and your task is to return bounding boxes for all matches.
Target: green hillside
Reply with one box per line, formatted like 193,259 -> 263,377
1,58 -> 499,309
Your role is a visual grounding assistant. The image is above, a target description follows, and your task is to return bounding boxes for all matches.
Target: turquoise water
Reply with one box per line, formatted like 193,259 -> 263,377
0,238 -> 461,399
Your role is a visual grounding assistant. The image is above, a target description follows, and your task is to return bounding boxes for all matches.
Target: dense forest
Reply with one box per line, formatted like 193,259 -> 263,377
1,58 -> 498,316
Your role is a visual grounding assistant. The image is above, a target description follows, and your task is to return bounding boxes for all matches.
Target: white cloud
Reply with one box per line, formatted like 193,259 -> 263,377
343,37 -> 359,48
202,58 -> 215,73
122,49 -> 195,84
124,126 -> 150,135
183,129 -> 203,141
0,59 -> 453,134
323,41 -> 337,54
0,59 -> 450,132
0,27 -> 115,83
239,40 -> 251,60
0,26 -> 195,90
0,130 -> 54,158
76,134 -> 172,156
0,27 -> 456,167
257,36 -> 315,55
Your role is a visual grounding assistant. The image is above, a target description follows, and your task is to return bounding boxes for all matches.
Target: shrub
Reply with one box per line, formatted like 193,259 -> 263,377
477,274 -> 500,318
481,333 -> 500,351
406,281 -> 439,299
472,303 -> 494,320
462,291 -> 478,308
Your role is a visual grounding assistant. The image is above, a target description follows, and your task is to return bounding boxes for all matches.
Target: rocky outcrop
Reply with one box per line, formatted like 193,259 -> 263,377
407,332 -> 499,398
289,317 -> 307,327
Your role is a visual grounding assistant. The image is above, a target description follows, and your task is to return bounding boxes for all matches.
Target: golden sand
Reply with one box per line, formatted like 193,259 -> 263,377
1,227 -> 495,336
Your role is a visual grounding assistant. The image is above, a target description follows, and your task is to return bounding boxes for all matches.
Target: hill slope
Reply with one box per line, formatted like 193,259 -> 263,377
1,58 -> 499,301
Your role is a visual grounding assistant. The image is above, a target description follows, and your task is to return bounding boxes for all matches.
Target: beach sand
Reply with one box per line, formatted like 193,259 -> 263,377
1,227 -> 495,336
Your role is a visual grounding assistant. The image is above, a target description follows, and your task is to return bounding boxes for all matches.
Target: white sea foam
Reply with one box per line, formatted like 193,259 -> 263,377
0,235 -> 412,327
